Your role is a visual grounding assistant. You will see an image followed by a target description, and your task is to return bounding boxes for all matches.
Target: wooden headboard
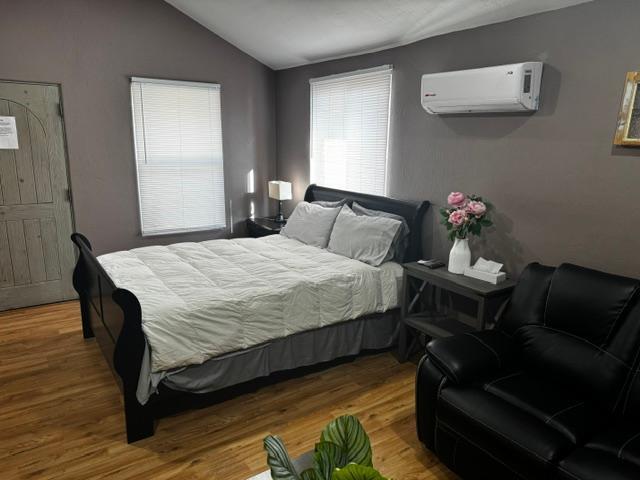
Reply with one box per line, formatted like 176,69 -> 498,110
303,184 -> 430,263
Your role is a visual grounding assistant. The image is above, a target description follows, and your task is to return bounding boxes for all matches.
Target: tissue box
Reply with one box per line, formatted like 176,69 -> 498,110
463,267 -> 507,284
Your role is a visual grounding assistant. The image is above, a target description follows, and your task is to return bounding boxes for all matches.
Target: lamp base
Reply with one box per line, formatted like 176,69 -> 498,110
274,200 -> 286,223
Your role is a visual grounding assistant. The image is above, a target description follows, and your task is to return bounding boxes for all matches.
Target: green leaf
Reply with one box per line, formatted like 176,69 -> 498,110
264,435 -> 301,480
320,416 -> 373,467
480,219 -> 493,226
314,442 -> 348,480
331,464 -> 388,480
301,469 -> 319,480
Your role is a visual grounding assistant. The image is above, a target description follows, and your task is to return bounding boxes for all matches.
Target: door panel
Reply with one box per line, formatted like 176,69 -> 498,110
0,81 -> 75,310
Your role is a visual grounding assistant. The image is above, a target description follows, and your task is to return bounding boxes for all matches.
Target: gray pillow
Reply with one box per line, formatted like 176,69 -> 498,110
280,201 -> 341,248
352,201 -> 410,263
312,199 -> 347,208
328,205 -> 402,266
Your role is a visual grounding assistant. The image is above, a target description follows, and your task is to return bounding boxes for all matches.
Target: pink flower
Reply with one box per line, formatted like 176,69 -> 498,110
447,192 -> 467,208
448,209 -> 468,227
466,200 -> 487,217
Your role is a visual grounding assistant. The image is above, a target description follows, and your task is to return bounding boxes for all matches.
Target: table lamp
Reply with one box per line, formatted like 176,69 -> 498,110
268,180 -> 292,223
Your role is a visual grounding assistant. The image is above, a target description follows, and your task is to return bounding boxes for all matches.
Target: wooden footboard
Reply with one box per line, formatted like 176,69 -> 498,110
71,233 -> 155,442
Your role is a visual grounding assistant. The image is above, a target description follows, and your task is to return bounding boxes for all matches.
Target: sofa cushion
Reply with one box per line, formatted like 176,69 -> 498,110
558,448 -> 640,480
481,371 -> 604,444
544,264 -> 639,346
516,324 -> 632,409
498,263 -> 554,335
558,425 -> 640,480
437,386 -> 573,476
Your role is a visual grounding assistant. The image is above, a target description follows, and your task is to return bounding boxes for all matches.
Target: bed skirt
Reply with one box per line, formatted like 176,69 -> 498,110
138,310 -> 400,403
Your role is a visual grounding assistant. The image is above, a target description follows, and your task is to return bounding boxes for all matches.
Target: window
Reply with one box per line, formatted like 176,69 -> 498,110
310,65 -> 392,196
130,77 -> 226,236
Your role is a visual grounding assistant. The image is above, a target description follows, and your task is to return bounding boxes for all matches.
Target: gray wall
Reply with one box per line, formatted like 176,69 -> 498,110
276,0 -> 640,277
0,0 -> 276,254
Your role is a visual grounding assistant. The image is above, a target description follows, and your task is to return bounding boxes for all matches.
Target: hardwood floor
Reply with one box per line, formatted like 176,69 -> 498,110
0,301 -> 455,479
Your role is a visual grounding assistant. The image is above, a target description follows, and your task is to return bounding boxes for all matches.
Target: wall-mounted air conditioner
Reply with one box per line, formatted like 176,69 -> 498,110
421,62 -> 543,114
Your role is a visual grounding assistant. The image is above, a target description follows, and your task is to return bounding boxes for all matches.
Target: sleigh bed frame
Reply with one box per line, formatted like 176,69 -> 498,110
71,184 -> 429,442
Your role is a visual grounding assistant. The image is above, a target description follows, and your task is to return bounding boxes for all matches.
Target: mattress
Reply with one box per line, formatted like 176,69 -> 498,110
98,234 -> 403,374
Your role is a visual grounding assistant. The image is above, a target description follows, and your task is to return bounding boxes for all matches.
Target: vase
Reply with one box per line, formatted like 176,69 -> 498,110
448,237 -> 471,274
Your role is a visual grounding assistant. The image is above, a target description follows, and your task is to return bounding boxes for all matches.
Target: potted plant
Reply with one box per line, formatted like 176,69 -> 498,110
263,415 -> 389,479
440,192 -> 493,274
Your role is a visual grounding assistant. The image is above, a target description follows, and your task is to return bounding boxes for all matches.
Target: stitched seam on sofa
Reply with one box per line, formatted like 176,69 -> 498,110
415,355 -> 427,434
483,371 -> 523,390
617,431 -> 640,459
619,349 -> 640,415
437,419 -> 527,478
514,325 -> 632,368
439,397 -> 554,465
428,375 -> 448,447
428,350 -> 461,384
601,285 -> 640,348
622,366 -> 640,416
464,333 -> 502,368
542,270 -> 555,326
545,401 -> 585,424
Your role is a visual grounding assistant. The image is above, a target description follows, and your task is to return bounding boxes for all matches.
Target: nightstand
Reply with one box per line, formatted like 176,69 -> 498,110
246,217 -> 286,238
398,262 -> 516,362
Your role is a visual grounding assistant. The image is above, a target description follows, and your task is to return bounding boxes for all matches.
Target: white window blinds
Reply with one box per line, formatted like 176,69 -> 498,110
130,78 -> 226,236
310,65 -> 392,196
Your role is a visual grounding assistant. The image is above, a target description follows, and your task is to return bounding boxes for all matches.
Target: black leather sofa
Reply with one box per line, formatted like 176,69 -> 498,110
416,263 -> 640,479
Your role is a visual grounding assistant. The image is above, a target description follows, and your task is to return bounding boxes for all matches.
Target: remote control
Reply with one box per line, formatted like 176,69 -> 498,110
417,259 -> 445,269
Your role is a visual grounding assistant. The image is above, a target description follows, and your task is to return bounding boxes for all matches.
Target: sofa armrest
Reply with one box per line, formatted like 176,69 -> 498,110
426,330 -> 519,385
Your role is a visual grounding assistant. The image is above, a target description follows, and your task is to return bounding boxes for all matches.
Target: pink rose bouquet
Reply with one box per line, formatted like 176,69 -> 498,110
440,192 -> 493,241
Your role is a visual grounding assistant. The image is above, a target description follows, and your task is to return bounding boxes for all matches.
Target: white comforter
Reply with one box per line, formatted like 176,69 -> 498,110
98,235 -> 402,373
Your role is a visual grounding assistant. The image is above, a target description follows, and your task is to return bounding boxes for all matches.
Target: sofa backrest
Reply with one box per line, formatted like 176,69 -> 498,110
499,263 -> 640,411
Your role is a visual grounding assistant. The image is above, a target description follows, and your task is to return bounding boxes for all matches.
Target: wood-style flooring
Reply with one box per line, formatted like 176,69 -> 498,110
0,301 -> 456,479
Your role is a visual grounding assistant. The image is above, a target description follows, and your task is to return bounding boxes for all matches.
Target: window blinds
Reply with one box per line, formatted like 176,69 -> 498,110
130,78 -> 226,236
310,65 -> 392,196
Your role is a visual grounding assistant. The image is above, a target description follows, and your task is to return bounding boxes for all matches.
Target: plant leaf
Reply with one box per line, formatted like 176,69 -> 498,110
301,469 -> 319,480
264,435 -> 301,480
320,416 -> 373,467
314,442 -> 348,480
331,464 -> 388,480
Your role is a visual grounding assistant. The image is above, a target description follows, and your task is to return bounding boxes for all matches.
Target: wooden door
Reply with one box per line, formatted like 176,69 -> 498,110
0,82 -> 75,310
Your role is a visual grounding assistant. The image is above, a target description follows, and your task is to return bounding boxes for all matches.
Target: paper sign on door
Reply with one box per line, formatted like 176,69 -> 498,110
0,116 -> 19,149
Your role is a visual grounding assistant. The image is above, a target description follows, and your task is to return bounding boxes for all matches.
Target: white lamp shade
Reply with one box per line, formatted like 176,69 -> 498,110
268,181 -> 292,200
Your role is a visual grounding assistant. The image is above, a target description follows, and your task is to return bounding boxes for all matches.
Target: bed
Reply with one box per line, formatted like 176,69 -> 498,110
71,184 -> 429,442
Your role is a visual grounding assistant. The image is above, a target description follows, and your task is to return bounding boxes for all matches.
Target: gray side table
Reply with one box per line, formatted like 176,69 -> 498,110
398,262 -> 517,361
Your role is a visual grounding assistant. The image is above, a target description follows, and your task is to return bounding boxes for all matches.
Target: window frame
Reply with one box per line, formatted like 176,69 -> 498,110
129,76 -> 228,237
308,65 -> 393,197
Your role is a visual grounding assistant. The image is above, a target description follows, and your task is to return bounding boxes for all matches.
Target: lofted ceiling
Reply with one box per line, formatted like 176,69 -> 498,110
166,0 -> 593,70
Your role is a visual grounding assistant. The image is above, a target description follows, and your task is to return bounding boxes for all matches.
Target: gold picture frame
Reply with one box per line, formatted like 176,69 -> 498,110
614,71 -> 640,146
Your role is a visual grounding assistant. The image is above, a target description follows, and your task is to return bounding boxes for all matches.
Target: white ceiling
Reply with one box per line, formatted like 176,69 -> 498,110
166,0 -> 593,70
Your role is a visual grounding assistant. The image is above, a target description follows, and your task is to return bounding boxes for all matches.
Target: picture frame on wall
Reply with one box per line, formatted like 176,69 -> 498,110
614,71 -> 640,147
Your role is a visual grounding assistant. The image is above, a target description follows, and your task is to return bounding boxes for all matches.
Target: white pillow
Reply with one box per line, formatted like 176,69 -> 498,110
280,201 -> 341,248
328,205 -> 402,266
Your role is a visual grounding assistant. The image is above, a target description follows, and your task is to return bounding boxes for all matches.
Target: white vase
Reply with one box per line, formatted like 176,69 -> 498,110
448,237 -> 471,274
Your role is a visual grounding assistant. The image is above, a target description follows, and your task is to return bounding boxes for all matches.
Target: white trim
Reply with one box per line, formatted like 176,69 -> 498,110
309,65 -> 393,85
383,69 -> 393,196
131,76 -> 220,89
